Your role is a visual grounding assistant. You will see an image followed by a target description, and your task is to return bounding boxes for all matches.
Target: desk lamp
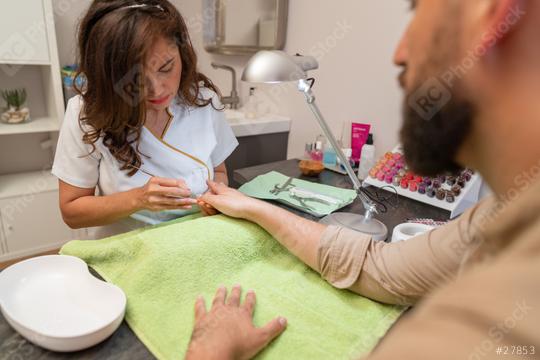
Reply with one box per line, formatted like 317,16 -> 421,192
241,50 -> 388,240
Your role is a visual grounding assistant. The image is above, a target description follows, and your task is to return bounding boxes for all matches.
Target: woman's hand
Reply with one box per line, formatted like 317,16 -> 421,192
185,285 -> 287,360
198,181 -> 262,219
135,177 -> 197,211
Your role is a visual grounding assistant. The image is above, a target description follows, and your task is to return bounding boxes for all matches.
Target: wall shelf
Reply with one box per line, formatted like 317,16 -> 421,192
0,0 -> 64,138
0,116 -> 60,135
0,59 -> 51,66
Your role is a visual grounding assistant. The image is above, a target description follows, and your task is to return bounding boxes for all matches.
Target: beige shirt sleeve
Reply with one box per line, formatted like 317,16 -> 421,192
317,198 -> 494,305
364,177 -> 540,359
366,239 -> 540,360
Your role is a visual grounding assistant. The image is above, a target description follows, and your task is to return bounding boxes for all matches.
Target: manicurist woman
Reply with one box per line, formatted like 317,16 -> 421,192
52,0 -> 238,238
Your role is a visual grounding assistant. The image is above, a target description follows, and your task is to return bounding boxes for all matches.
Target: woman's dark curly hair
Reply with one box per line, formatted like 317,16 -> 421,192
75,0 -> 221,176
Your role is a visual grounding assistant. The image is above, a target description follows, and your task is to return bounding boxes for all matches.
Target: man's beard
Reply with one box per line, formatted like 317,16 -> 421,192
398,3 -> 478,177
400,88 -> 475,176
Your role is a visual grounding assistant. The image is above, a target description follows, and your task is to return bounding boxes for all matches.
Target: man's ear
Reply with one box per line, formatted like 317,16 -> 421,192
477,0 -> 526,51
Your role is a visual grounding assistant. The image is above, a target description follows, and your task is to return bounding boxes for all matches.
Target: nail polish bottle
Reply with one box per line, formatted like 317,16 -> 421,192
304,143 -> 313,160
311,138 -> 324,162
451,184 -> 462,196
436,189 -> 446,200
400,178 -> 409,189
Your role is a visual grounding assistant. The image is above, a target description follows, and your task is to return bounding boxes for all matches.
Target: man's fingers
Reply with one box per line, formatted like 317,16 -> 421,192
200,206 -> 217,216
206,180 -> 226,194
212,286 -> 227,307
194,295 -> 207,321
197,200 -> 216,216
227,285 -> 242,306
258,317 -> 287,347
199,192 -> 217,207
200,207 -> 210,216
201,201 -> 215,210
206,180 -> 218,194
198,201 -> 211,216
243,289 -> 256,316
203,203 -> 218,215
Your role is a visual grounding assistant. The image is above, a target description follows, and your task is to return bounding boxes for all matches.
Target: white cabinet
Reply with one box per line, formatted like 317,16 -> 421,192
0,1 -> 50,64
0,217 -> 5,255
0,172 -> 75,262
0,191 -> 72,258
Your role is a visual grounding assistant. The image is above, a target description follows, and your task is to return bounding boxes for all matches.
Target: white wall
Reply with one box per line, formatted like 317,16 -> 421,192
274,1 -> 411,158
53,0 -> 411,159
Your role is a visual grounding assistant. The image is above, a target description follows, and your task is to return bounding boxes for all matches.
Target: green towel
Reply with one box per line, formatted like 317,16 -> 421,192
60,215 -> 403,359
239,171 -> 357,217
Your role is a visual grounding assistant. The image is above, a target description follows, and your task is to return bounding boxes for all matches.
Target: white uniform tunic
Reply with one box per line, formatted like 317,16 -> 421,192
52,89 -> 238,238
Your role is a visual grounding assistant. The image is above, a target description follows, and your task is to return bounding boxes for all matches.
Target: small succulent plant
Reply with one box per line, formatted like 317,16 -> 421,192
1,89 -> 27,110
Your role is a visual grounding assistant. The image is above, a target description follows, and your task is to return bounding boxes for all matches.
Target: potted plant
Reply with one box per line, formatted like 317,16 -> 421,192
1,89 -> 31,124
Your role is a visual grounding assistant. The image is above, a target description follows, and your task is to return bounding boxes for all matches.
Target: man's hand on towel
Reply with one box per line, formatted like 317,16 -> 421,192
185,285 -> 287,360
199,181 -> 260,219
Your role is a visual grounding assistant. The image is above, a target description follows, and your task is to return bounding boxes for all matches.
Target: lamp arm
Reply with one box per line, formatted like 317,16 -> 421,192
298,79 -> 378,219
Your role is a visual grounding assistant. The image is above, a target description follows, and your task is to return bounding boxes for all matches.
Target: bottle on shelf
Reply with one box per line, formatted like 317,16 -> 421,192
243,87 -> 259,119
358,133 -> 376,180
311,134 -> 326,162
337,148 -> 355,171
323,139 -> 341,166
304,143 -> 314,160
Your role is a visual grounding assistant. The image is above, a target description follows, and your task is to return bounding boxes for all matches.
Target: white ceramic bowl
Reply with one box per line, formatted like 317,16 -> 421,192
391,223 -> 435,243
0,255 -> 126,352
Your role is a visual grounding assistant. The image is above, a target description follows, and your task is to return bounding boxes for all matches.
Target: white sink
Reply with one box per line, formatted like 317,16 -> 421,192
224,109 -> 291,137
224,109 -> 246,122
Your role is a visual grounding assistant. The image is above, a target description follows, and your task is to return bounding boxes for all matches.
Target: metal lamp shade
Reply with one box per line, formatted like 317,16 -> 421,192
241,50 -> 318,83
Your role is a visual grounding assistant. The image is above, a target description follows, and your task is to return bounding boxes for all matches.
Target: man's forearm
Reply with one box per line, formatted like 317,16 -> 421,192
245,200 -> 326,271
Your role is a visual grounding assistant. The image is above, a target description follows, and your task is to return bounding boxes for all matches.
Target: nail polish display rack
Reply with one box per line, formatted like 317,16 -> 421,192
363,146 -> 482,219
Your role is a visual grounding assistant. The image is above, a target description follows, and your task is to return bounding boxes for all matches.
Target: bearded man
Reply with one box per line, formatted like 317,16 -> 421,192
186,1 -> 540,358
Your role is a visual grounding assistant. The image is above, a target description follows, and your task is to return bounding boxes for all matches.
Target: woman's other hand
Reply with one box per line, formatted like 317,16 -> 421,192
136,177 -> 197,211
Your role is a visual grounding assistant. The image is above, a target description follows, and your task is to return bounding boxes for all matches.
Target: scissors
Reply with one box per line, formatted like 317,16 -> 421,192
270,176 -> 294,195
270,177 -> 315,211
